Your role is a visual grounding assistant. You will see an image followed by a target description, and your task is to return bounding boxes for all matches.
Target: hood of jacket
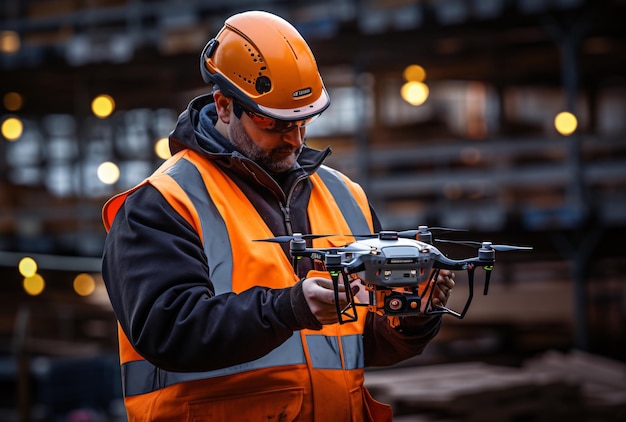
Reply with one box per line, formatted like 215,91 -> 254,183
168,93 -> 331,177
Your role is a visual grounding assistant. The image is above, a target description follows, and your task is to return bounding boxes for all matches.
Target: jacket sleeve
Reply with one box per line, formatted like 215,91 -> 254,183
362,205 -> 443,367
363,313 -> 442,367
102,184 -> 310,372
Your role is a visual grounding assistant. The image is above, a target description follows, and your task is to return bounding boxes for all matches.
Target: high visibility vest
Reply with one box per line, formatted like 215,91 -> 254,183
102,149 -> 393,422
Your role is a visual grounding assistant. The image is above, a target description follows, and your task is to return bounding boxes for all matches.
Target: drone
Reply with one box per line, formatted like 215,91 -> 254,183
255,225 -> 532,326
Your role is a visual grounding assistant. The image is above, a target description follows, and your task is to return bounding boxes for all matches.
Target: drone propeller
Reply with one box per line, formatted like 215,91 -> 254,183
254,233 -> 367,252
345,226 -> 466,240
435,239 -> 533,252
325,244 -> 372,253
343,233 -> 377,239
398,226 -> 467,238
254,233 -> 336,243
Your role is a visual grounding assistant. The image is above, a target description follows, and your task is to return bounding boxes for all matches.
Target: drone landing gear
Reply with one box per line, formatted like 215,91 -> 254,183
423,265 -> 491,319
329,269 -> 359,324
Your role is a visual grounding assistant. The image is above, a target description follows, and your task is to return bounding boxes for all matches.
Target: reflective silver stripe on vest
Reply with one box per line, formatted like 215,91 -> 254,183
305,334 -> 342,369
306,334 -> 364,370
122,332 -> 366,397
165,158 -> 233,294
122,332 -> 307,397
341,334 -> 364,370
316,165 -> 371,234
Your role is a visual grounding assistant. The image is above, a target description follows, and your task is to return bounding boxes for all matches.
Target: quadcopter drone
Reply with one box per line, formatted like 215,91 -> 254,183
256,225 -> 532,325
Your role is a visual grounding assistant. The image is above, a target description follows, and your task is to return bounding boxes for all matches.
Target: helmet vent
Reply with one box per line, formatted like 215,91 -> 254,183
245,43 -> 264,64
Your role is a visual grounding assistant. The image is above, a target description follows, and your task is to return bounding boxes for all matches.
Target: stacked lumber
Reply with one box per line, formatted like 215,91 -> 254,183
523,350 -> 626,422
364,351 -> 626,421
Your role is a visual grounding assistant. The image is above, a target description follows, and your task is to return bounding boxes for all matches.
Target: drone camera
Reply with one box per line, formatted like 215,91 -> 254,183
383,291 -> 421,316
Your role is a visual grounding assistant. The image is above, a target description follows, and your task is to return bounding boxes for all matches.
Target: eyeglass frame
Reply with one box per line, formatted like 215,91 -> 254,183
232,100 -> 320,133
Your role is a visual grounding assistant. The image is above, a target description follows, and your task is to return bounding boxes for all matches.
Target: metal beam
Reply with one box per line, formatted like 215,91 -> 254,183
0,251 -> 102,273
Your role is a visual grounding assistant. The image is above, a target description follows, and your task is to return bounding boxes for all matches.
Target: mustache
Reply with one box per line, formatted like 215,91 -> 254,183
273,144 -> 302,155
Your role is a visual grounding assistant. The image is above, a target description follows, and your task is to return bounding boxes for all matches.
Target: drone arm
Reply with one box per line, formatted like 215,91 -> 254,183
432,254 -> 476,270
433,254 -> 496,270
433,255 -> 494,296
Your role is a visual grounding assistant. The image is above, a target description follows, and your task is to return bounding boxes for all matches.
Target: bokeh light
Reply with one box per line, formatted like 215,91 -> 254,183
0,30 -> 20,54
3,92 -> 24,111
23,274 -> 45,296
91,94 -> 115,118
18,256 -> 37,277
155,137 -> 171,160
554,111 -> 578,136
97,161 -> 120,185
403,64 -> 427,82
401,81 -> 429,106
73,273 -> 96,296
1,116 -> 23,141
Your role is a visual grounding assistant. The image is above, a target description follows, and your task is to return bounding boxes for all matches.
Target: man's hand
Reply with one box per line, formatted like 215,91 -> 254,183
302,275 -> 356,325
432,269 -> 455,308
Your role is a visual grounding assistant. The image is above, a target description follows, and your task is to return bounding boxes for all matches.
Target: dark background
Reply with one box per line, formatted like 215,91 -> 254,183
1,0 -> 625,421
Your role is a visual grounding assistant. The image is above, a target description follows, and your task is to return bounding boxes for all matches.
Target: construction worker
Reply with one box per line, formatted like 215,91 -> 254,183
102,10 -> 455,422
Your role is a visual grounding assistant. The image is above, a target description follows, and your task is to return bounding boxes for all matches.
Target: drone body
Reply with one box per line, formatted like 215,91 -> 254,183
255,226 -> 532,324
341,235 -> 436,287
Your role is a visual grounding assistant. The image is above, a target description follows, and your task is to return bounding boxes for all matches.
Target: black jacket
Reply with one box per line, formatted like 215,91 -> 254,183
102,94 -> 441,372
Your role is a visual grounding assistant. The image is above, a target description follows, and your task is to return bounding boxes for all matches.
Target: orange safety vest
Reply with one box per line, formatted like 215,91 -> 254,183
102,149 -> 393,422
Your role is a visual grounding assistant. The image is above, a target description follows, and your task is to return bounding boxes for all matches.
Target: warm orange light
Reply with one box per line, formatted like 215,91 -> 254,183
23,274 -> 45,296
73,273 -> 96,296
403,64 -> 426,82
0,30 -> 20,54
155,137 -> 171,160
3,92 -> 24,111
91,94 -> 115,118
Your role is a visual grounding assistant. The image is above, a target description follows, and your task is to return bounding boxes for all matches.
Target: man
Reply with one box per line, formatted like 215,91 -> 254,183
102,10 -> 455,422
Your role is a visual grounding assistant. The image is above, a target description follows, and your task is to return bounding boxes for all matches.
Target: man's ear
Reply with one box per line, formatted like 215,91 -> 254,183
214,91 -> 232,124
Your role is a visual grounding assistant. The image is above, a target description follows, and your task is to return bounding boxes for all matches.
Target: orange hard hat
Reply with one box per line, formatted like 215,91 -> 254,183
200,11 -> 330,121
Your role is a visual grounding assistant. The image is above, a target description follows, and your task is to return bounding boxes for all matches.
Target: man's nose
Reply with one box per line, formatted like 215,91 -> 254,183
281,127 -> 304,147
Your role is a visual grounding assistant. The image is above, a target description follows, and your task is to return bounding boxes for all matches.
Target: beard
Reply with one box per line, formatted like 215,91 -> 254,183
228,117 -> 302,174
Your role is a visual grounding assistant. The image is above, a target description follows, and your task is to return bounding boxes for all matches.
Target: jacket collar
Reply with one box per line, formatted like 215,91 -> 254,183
168,93 -> 332,192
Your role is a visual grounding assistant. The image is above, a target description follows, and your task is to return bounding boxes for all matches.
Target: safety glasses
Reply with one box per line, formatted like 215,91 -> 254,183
233,100 -> 320,133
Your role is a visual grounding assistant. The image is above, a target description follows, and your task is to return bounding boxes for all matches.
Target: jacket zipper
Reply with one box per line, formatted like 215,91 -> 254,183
281,173 -> 308,236
280,203 -> 293,235
240,156 -> 310,237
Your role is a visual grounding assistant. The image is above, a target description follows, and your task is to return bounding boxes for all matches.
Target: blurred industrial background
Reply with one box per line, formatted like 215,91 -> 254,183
1,0 -> 625,421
